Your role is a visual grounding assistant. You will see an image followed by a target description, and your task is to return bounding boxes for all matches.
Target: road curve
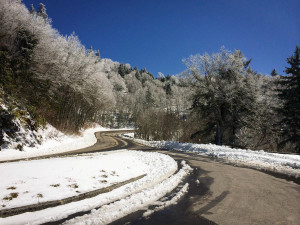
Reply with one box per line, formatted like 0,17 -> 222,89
155,151 -> 300,225
2,130 -> 300,225
113,133 -> 300,225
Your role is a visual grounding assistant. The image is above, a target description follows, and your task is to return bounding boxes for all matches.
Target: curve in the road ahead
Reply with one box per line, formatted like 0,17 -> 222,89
54,131 -> 300,225
2,130 -> 300,225
113,134 -> 300,225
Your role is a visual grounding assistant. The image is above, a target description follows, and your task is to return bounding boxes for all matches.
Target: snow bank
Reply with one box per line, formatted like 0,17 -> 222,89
62,161 -> 192,225
0,151 -> 149,210
126,135 -> 300,178
143,182 -> 189,217
0,151 -> 184,225
0,125 -> 107,162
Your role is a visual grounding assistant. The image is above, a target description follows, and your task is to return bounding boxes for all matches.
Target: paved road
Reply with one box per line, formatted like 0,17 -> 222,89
159,151 -> 300,225
112,133 -> 300,225
3,131 -> 300,225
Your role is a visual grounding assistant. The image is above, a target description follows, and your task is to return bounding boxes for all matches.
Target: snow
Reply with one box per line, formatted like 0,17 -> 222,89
62,161 -> 192,225
0,151 -> 148,210
0,125 -> 108,162
143,183 -> 189,218
124,134 -> 300,177
0,100 -> 47,151
0,151 -> 192,225
0,127 -> 192,224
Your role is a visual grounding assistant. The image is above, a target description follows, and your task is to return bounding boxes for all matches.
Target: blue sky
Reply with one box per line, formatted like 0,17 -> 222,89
23,0 -> 299,77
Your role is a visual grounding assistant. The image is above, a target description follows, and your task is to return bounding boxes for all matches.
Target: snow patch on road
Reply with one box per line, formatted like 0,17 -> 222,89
143,182 -> 189,218
125,134 -> 300,177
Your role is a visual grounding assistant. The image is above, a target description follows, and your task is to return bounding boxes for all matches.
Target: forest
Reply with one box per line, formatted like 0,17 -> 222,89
0,1 -> 299,153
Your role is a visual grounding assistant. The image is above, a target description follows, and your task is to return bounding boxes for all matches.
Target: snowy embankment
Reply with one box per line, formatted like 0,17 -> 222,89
0,125 -> 107,162
0,151 -> 148,210
0,151 -> 192,225
123,133 -> 300,178
63,161 -> 191,225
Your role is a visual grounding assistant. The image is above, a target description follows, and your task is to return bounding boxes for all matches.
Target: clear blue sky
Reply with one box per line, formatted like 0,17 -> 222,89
23,0 -> 299,77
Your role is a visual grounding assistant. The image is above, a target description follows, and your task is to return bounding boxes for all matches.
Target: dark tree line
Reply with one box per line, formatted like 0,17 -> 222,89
277,47 -> 300,152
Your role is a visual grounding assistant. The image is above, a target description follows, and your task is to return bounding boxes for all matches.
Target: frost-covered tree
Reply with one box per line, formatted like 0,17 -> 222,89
96,49 -> 101,61
29,4 -> 35,14
157,72 -> 165,80
184,48 -> 260,147
0,0 -> 117,132
88,45 -> 93,53
2,0 -> 288,152
37,3 -> 48,20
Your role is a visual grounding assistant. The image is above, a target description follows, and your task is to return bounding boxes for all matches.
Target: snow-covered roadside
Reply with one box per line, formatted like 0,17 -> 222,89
63,161 -> 192,225
0,125 -> 107,162
123,133 -> 300,178
0,151 -> 149,210
143,182 -> 189,217
0,151 -> 193,225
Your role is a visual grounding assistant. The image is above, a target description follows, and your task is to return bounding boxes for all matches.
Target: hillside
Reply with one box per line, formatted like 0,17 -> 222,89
0,0 -> 299,153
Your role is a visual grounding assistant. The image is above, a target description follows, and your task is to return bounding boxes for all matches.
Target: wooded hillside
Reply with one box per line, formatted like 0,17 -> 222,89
0,1 -> 298,153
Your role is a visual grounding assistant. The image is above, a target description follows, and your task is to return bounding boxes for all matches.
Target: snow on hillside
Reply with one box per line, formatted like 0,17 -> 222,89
97,58 -> 130,73
1,95 -> 105,162
0,100 -> 43,152
0,125 -> 107,162
0,151 -> 192,225
123,134 -> 300,178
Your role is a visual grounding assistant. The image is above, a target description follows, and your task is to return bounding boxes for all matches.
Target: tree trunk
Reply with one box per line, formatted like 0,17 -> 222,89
215,121 -> 223,145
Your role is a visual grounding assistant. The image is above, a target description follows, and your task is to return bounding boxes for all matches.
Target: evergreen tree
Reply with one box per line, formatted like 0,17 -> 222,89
135,70 -> 141,80
185,49 -> 259,147
118,63 -> 126,78
29,4 -> 35,14
271,68 -> 278,77
16,29 -> 39,61
278,46 -> 300,152
145,88 -> 154,108
37,3 -> 48,20
96,49 -> 101,61
164,83 -> 172,95
88,46 -> 93,55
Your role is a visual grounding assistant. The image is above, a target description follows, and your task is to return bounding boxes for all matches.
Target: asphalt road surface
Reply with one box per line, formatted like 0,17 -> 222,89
106,131 -> 300,225
3,130 -> 300,225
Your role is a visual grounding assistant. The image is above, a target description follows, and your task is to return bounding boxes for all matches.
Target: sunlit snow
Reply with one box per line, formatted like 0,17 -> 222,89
124,133 -> 300,177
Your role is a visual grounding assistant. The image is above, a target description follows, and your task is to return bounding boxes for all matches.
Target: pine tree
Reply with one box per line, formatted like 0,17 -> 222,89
164,83 -> 172,95
29,4 -> 35,14
118,64 -> 126,78
96,50 -> 101,61
271,68 -> 278,77
135,70 -> 141,80
278,46 -> 300,152
88,46 -> 93,55
37,3 -> 48,20
145,88 -> 154,108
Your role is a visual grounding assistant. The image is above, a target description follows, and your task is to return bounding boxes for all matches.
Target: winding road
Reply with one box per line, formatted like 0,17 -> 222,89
2,130 -> 300,225
107,132 -> 300,225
